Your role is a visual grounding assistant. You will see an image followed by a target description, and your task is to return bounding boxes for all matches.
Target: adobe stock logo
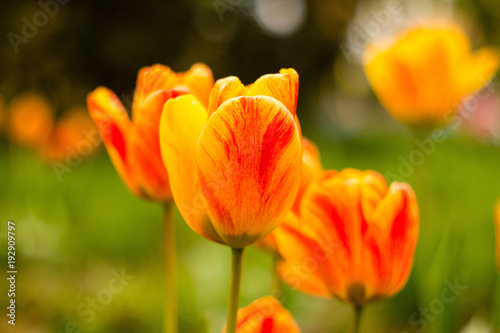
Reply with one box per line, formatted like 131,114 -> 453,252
59,268 -> 135,333
7,0 -> 71,54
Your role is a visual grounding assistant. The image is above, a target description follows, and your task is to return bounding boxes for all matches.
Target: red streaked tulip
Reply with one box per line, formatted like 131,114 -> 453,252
276,168 -> 419,305
222,296 -> 301,333
160,69 -> 302,248
161,69 -> 302,333
87,63 -> 213,201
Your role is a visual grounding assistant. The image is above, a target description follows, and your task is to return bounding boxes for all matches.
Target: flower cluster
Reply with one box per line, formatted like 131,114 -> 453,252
86,20 -> 500,333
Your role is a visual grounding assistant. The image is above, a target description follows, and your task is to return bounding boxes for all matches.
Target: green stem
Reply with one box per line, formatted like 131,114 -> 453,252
271,253 -> 282,293
226,247 -> 245,333
164,201 -> 177,333
349,305 -> 363,333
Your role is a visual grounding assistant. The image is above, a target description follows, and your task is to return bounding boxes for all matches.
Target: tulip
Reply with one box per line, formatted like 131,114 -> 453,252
222,296 -> 301,333
87,63 -> 214,333
87,63 -> 213,202
275,168 -> 419,332
160,69 -> 303,333
363,22 -> 500,129
8,92 -> 54,149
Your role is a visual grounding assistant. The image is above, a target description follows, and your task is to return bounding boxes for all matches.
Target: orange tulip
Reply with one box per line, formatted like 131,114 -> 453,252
222,296 -> 301,333
363,22 -> 500,128
8,92 -> 54,148
257,138 -> 322,253
495,199 -> 500,271
275,168 -> 419,305
43,106 -> 99,162
160,69 -> 302,248
87,63 -> 213,202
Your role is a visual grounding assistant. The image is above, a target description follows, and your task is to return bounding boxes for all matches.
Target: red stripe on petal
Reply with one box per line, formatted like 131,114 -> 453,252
109,121 -> 127,162
262,317 -> 274,333
259,111 -> 296,190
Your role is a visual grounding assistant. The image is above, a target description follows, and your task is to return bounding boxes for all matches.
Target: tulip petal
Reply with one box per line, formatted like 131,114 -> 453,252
130,90 -> 173,201
459,47 -> 500,98
274,220 -> 331,298
87,87 -> 139,195
365,182 -> 418,296
246,68 -> 299,115
196,96 -> 302,248
207,76 -> 245,115
291,137 -> 322,215
160,95 -> 224,243
363,45 -> 420,123
133,64 -> 177,115
184,63 -> 215,108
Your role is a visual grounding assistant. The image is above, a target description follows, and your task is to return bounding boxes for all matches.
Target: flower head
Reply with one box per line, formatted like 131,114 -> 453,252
363,22 -> 500,129
222,296 -> 301,333
276,169 -> 419,305
87,63 -> 213,202
8,92 -> 54,148
160,69 -> 302,248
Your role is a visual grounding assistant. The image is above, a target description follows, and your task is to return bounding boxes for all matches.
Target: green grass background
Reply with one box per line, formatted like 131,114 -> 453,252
1,128 -> 499,333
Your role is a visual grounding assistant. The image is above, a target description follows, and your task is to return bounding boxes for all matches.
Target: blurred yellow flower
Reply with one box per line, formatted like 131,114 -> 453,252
222,296 -> 301,333
363,22 -> 500,129
7,92 -> 100,163
42,106 -> 98,162
8,92 -> 54,148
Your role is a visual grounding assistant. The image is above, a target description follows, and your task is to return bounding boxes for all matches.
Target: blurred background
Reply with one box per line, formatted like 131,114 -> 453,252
1,0 -> 500,332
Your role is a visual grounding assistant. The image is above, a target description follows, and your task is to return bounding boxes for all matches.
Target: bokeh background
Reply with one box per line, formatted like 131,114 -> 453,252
1,0 -> 500,332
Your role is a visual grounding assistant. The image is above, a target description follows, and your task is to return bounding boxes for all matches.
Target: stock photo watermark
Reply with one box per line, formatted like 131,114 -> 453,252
385,79 -> 498,183
7,0 -> 71,54
59,268 -> 135,333
341,0 -> 458,63
341,0 -> 403,63
6,220 -> 17,326
406,278 -> 467,333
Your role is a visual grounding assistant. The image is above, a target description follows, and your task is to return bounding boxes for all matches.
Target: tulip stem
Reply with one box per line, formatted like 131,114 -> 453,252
164,201 -> 177,333
272,253 -> 282,293
226,247 -> 245,333
349,305 -> 363,333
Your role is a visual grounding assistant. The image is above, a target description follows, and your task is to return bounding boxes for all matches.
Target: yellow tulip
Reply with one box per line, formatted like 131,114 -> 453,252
363,22 -> 500,128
